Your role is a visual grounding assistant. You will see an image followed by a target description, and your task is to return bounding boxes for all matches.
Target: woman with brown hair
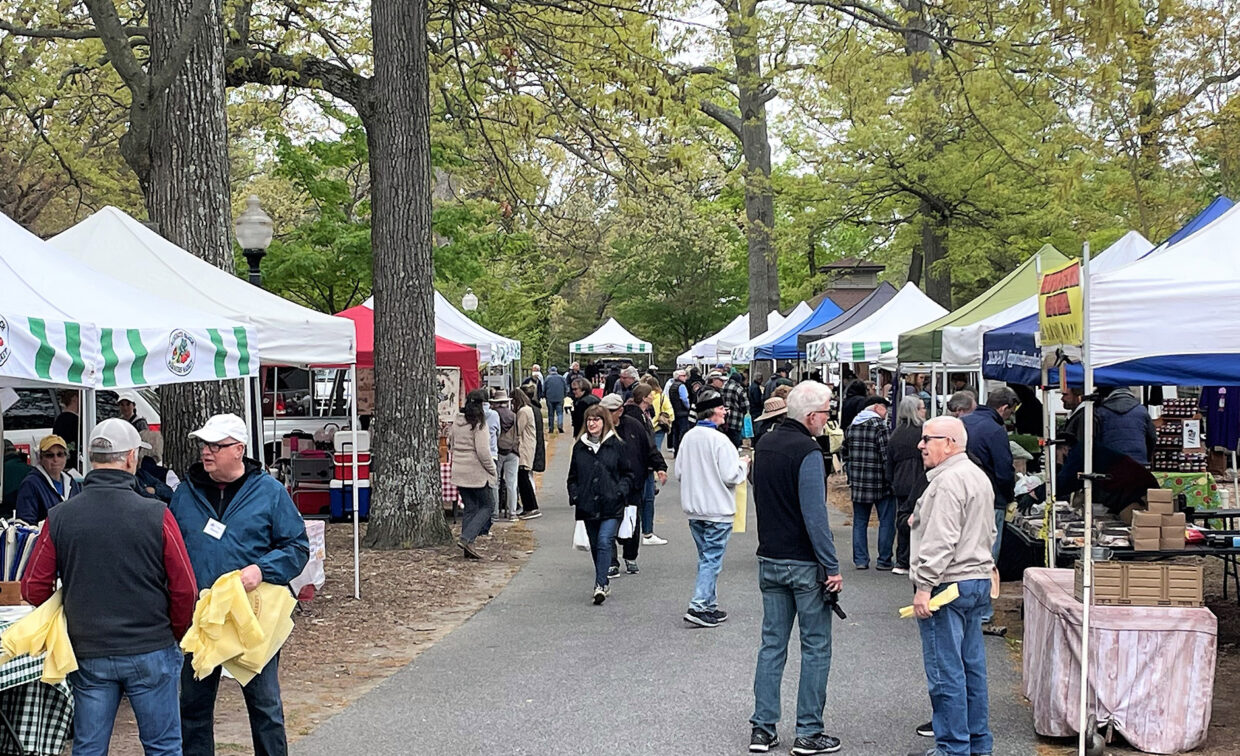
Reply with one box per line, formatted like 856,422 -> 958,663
567,404 -> 636,603
450,389 -> 498,559
512,386 -> 544,520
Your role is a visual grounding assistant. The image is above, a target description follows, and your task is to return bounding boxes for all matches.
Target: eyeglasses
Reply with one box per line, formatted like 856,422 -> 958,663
43,451 -> 67,459
200,441 -> 243,453
920,435 -> 950,443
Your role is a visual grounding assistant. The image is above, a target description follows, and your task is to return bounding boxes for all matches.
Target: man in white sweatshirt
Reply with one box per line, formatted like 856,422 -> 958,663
675,388 -> 749,628
907,416 -> 996,756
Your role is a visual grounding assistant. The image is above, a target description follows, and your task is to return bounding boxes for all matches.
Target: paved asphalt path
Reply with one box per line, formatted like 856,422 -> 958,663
295,431 -> 1037,756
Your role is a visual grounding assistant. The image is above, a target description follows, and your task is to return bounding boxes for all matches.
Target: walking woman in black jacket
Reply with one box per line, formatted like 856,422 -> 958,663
886,395 -> 929,574
568,405 -> 636,604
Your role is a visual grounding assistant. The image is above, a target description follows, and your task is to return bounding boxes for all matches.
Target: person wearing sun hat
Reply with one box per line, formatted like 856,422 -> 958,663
15,434 -> 81,523
170,413 -> 308,756
753,396 -> 789,446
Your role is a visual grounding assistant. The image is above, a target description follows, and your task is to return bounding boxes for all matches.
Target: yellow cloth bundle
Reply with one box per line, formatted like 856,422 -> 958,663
733,480 -> 748,534
0,590 -> 78,683
898,583 -> 961,619
181,571 -> 296,686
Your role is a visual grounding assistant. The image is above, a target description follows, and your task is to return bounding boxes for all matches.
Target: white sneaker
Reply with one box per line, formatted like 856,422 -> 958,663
642,533 -> 668,545
892,567 -> 909,575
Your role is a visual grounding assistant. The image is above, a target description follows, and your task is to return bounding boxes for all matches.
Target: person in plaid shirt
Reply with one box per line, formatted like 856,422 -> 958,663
718,371 -> 750,448
845,395 -> 896,570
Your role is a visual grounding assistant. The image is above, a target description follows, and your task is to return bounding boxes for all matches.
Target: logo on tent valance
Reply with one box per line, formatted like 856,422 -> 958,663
0,315 -> 9,367
167,329 -> 196,377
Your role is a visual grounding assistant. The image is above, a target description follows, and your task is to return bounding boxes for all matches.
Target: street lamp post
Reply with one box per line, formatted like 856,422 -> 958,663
461,288 -> 478,312
234,195 -> 274,287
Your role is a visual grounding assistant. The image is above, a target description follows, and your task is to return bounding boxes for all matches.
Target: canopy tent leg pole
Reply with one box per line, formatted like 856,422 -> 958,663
931,365 -> 939,418
1043,382 -> 1057,568
254,375 -> 265,464
81,389 -> 97,475
1078,242 -> 1095,756
350,364 -> 361,600
243,377 -> 256,461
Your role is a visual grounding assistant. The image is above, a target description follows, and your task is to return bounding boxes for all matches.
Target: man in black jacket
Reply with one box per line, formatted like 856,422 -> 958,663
602,389 -> 667,575
961,386 -> 1016,637
749,381 -> 843,756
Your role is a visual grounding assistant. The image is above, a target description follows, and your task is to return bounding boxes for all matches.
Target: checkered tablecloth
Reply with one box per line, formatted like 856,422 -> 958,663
441,456 -> 460,506
0,621 -> 73,756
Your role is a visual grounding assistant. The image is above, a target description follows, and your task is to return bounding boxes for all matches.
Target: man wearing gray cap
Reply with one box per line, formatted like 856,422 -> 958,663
22,418 -> 198,756
171,413 -> 309,756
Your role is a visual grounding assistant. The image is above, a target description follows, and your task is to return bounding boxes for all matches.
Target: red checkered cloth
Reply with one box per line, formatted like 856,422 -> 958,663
441,456 -> 459,506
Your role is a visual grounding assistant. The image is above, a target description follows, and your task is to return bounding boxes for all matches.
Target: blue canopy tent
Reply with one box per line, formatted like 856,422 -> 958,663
983,197 -> 1236,387
754,296 -> 843,360
795,282 -> 897,351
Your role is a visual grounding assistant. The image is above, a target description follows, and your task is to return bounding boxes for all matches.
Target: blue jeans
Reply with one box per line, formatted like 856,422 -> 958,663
654,429 -> 667,452
688,520 -> 733,611
641,473 -> 656,535
918,579 -> 993,756
547,401 -> 564,431
751,561 -> 834,739
69,644 -> 183,756
182,652 -> 288,756
584,518 -> 621,587
851,495 -> 896,568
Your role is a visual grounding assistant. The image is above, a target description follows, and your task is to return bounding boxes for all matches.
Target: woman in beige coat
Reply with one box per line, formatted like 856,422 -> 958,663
451,389 -> 498,559
512,388 -> 542,519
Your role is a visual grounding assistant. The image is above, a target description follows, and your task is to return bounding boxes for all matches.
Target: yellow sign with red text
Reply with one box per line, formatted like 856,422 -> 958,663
1038,259 -> 1083,348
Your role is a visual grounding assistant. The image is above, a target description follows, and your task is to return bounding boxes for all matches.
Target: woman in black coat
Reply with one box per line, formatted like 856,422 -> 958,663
886,395 -> 929,573
567,404 -> 636,604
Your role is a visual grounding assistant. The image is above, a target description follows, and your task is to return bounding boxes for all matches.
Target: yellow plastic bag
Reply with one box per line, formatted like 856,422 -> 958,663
733,480 -> 747,534
899,583 -> 960,619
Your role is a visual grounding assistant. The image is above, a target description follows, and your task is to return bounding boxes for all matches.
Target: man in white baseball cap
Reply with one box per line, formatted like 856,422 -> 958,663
170,413 -> 308,756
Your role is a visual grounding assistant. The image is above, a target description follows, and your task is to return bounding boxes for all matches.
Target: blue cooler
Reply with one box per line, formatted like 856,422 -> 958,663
329,479 -> 370,521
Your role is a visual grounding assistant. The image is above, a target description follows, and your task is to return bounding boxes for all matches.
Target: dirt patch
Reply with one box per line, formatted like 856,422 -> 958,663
103,519 -> 535,754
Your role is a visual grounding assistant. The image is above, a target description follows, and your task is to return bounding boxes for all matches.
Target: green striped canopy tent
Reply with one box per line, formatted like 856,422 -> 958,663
1,211 -> 258,389
806,283 -> 948,364
570,318 -> 653,357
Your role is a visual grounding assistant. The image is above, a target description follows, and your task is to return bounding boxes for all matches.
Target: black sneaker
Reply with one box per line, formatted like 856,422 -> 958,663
790,733 -> 841,754
683,608 -> 720,628
518,510 -> 542,520
607,565 -> 621,578
592,584 -> 609,604
711,609 -> 729,623
749,727 -> 779,753
915,721 -> 934,737
981,622 -> 1008,637
625,560 -> 639,574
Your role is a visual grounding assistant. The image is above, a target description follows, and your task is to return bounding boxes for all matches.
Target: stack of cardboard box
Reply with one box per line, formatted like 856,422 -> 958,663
1132,489 -> 1185,551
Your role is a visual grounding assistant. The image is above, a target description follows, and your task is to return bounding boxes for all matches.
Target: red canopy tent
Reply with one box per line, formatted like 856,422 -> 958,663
335,303 -> 482,393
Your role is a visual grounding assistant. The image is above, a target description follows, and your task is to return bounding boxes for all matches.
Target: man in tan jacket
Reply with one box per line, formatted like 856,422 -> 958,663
907,416 -> 995,756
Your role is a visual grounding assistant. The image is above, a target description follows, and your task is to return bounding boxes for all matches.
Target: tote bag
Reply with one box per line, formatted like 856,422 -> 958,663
573,521 -> 591,551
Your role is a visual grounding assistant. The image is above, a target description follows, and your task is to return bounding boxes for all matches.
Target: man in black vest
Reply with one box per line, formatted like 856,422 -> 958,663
22,418 -> 198,756
748,381 -> 844,756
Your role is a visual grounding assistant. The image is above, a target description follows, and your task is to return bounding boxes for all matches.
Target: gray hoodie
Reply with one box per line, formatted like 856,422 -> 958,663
909,451 -> 996,594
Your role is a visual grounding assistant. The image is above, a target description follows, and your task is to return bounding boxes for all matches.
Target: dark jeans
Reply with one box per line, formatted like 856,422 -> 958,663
671,416 -> 690,454
641,472 -> 656,535
751,561 -> 834,739
182,652 -> 287,756
851,494 -> 896,568
895,497 -> 915,570
458,486 -> 492,543
918,579 -> 993,756
517,468 -> 539,513
584,518 -> 621,587
546,401 -> 564,431
70,644 -> 182,756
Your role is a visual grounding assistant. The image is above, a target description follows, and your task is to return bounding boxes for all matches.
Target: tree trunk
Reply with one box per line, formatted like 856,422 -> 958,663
362,0 -> 451,549
146,0 -> 243,472
919,208 -> 952,308
722,0 -> 780,337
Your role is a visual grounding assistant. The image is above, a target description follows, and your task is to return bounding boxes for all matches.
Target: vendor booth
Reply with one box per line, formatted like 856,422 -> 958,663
796,282 -> 897,353
752,297 -> 842,361
678,310 -> 783,365
430,292 -> 521,366
570,317 -> 653,358
806,283 -> 947,364
730,302 -> 813,364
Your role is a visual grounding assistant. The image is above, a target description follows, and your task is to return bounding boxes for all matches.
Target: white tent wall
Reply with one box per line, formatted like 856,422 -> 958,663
731,303 -> 812,363
570,317 -> 653,357
806,284 -> 947,364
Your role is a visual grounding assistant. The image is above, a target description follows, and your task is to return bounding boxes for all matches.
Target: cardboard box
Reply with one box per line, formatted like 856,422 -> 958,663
1132,511 -> 1165,528
1133,536 -> 1162,551
1162,525 -> 1186,539
1164,511 -> 1187,527
1161,539 -> 1186,550
1148,498 -> 1176,514
1147,488 -> 1174,503
1074,560 -> 1204,606
0,582 -> 23,606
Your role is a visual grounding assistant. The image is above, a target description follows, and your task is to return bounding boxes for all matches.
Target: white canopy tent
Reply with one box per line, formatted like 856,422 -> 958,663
730,302 -> 813,363
429,292 -> 521,366
806,284 -> 947,363
570,317 -> 653,357
1084,230 -> 1154,276
677,310 -> 784,365
51,206 -> 355,367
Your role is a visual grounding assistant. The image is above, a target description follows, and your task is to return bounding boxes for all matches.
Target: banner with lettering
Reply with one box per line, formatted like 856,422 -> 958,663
1038,260 -> 1083,348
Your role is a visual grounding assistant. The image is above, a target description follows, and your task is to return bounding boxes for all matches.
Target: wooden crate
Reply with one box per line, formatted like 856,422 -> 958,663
1073,560 -> 1204,607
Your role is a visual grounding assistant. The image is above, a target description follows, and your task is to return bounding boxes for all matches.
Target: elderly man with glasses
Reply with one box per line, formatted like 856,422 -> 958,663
15,434 -> 81,523
906,416 -> 996,756
170,413 -> 309,756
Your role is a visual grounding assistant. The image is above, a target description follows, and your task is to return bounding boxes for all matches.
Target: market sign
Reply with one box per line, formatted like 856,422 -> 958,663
1038,260 -> 1083,348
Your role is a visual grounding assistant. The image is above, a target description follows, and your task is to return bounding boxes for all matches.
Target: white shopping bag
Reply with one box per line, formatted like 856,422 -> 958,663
617,505 -> 638,539
573,520 -> 591,551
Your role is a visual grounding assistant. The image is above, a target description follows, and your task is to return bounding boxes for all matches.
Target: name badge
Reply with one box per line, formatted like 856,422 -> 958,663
204,518 -> 227,539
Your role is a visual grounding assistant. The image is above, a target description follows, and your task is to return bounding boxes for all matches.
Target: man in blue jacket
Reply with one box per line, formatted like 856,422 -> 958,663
171,413 -> 309,756
961,387 -> 1016,637
543,366 -> 569,433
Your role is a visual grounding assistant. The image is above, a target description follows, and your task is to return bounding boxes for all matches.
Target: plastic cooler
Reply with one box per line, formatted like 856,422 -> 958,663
330,479 -> 370,521
333,430 -> 372,482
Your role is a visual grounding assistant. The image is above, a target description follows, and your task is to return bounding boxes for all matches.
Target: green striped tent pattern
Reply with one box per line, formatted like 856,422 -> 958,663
572,343 -> 647,354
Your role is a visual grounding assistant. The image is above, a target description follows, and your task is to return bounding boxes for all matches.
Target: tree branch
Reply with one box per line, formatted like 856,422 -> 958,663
700,100 -> 743,140
0,19 -> 148,40
79,0 -> 151,92
223,45 -> 372,112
